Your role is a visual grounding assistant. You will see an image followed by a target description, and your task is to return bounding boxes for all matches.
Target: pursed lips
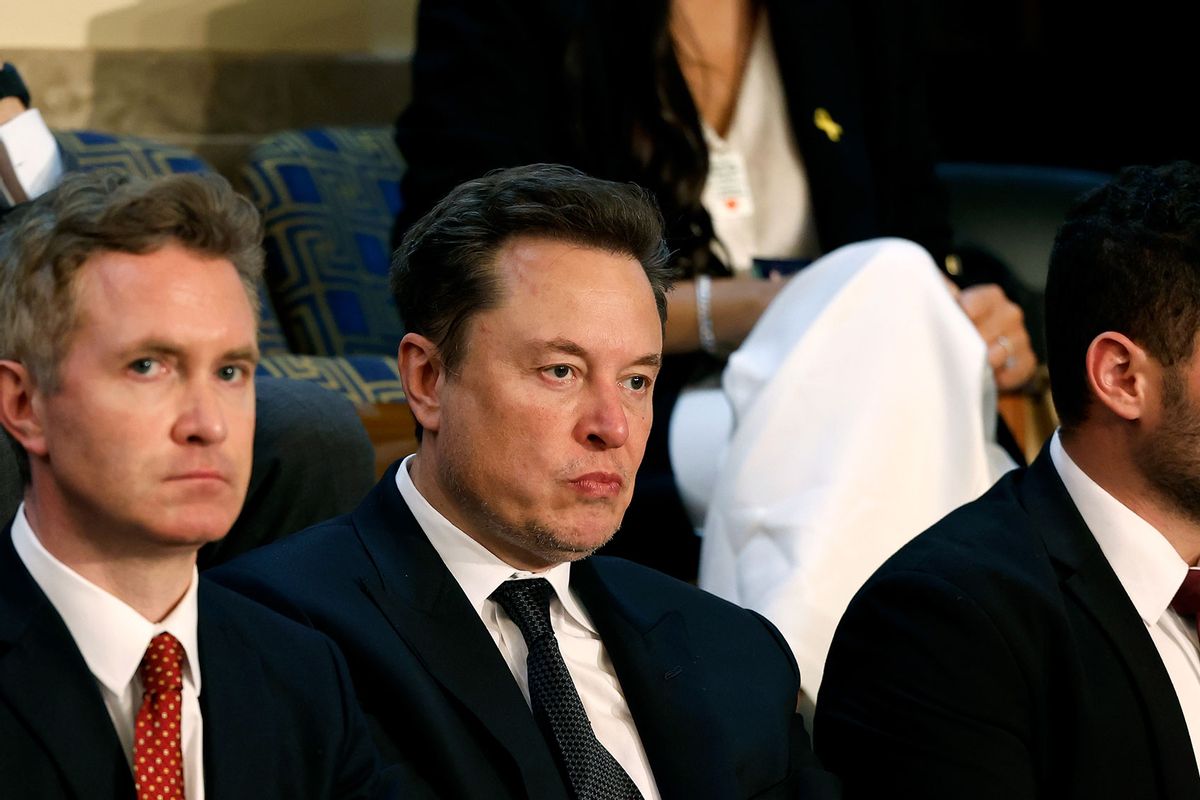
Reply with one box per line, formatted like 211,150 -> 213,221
567,471 -> 625,499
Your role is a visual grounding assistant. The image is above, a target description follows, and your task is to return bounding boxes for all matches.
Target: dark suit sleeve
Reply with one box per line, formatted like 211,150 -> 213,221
316,636 -> 387,799
814,570 -> 1037,799
750,611 -> 843,798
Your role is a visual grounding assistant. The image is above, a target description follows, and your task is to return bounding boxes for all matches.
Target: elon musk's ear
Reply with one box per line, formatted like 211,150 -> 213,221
397,333 -> 446,435
1084,332 -> 1152,422
0,360 -> 47,456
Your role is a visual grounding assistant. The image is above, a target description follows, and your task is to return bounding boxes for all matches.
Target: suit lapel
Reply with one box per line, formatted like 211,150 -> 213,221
350,468 -> 567,799
572,560 -> 740,800
1022,450 -> 1200,795
0,531 -> 133,799
197,583 -> 276,797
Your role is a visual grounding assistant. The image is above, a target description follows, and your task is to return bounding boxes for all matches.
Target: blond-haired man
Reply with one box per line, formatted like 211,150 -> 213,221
0,171 -> 390,799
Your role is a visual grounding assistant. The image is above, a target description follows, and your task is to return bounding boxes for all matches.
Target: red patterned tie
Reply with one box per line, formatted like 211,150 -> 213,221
1170,568 -> 1200,636
134,632 -> 186,800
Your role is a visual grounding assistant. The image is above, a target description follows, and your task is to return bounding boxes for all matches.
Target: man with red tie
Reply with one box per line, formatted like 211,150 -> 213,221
0,170 -> 390,799
816,161 -> 1200,799
1,59 -> 379,572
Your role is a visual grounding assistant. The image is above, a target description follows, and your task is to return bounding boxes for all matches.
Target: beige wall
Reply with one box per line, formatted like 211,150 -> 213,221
3,0 -> 416,179
1,0 -> 416,55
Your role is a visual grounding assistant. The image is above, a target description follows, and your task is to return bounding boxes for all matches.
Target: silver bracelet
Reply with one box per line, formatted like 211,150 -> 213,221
695,274 -> 719,356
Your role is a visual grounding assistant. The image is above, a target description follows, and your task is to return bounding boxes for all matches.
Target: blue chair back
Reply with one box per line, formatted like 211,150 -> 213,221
240,127 -> 405,356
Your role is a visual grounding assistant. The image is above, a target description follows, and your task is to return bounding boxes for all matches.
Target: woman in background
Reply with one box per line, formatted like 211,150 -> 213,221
395,0 -> 1034,578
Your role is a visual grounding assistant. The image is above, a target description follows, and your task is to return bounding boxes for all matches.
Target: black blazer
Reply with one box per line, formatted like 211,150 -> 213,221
814,447 -> 1200,799
211,464 -> 841,799
0,527 -> 389,799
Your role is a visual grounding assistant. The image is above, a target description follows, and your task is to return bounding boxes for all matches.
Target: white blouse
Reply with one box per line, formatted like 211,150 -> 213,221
699,13 -> 820,274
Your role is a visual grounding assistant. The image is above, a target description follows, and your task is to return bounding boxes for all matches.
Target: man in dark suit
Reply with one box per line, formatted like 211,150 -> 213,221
211,164 -> 839,798
0,61 -> 377,569
814,162 -> 1200,798
0,170 -> 389,798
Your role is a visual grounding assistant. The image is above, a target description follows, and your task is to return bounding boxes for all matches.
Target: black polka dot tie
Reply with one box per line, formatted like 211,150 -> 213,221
491,578 -> 644,800
134,632 -> 186,800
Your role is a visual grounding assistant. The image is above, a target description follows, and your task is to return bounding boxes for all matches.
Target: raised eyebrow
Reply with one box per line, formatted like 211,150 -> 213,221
535,339 -> 661,371
224,347 -> 260,365
539,338 -> 589,360
630,353 -> 662,371
120,341 -> 183,361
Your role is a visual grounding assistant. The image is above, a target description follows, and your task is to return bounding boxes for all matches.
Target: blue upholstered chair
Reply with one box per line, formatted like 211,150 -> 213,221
239,126 -> 405,358
55,130 -> 209,176
55,130 -> 410,427
237,126 -> 415,466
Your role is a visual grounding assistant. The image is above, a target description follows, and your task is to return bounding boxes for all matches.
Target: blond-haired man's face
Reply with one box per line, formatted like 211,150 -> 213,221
24,242 -> 258,557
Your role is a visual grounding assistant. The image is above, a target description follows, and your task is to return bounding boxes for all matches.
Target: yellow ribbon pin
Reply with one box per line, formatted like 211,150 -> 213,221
813,107 -> 842,143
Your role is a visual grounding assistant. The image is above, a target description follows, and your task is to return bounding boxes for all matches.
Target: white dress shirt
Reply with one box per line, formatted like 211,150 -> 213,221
396,456 -> 661,799
12,504 -> 206,799
1051,432 -> 1200,770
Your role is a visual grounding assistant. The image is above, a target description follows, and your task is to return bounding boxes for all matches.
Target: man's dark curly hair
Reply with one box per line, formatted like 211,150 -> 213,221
1046,161 -> 1200,430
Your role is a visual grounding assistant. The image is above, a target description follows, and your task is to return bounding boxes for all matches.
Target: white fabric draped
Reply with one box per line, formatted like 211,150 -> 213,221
692,238 -> 1015,702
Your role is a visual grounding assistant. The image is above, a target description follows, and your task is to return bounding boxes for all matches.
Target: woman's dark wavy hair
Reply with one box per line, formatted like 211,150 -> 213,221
576,0 -> 720,279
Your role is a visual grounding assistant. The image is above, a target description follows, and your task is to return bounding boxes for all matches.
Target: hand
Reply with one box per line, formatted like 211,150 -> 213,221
955,283 -> 1037,391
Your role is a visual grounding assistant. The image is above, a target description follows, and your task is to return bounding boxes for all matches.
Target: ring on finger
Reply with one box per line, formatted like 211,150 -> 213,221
995,334 -> 1017,371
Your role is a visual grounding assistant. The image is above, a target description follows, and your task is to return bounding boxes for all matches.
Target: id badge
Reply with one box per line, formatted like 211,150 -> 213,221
705,150 -> 754,220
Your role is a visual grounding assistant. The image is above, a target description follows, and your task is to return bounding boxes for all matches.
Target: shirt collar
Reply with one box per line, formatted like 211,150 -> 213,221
1050,431 -> 1188,624
394,455 -> 597,632
11,503 -> 202,696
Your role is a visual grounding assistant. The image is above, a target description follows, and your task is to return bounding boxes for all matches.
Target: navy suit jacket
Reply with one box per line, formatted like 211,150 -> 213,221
815,447 -> 1200,799
0,526 -> 389,799
211,464 -> 840,798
